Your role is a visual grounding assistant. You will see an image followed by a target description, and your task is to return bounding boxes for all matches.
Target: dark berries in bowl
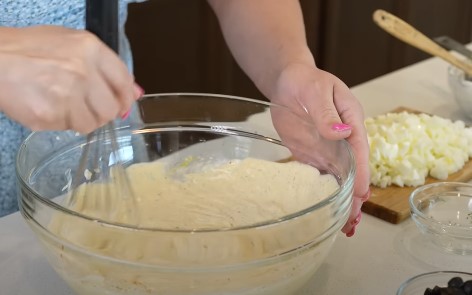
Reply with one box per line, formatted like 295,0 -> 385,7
423,277 -> 472,295
397,271 -> 472,295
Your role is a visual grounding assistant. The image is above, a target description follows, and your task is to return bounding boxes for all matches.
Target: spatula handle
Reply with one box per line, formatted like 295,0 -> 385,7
373,9 -> 472,76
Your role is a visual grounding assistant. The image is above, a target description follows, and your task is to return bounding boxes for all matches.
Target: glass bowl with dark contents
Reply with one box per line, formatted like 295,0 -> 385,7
397,271 -> 472,295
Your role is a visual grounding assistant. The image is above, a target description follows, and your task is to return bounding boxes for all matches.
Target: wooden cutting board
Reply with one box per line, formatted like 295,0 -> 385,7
361,107 -> 472,224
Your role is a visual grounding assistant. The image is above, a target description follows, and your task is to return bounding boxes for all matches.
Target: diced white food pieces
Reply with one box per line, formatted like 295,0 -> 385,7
366,112 -> 472,188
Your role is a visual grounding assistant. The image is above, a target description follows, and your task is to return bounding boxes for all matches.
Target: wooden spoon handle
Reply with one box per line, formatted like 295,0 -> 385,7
373,9 -> 472,76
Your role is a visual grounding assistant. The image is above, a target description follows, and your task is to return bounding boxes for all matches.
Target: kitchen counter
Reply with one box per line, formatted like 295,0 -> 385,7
2,54 -> 472,295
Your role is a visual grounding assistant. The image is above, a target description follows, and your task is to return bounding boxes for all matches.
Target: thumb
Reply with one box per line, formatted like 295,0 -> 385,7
300,82 -> 352,140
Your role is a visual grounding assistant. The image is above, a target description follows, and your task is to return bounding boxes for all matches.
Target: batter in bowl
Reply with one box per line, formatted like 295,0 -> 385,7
68,157 -> 339,229
46,157 -> 340,295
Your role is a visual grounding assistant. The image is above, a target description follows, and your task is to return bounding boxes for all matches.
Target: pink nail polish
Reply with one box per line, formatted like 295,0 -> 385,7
346,227 -> 356,237
121,109 -> 131,120
351,212 -> 362,226
137,85 -> 145,97
332,123 -> 352,132
134,84 -> 145,100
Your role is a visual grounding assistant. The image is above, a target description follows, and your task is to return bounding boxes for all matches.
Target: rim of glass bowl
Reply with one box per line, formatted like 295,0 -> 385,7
409,181 -> 472,231
16,92 -> 355,233
396,270 -> 472,295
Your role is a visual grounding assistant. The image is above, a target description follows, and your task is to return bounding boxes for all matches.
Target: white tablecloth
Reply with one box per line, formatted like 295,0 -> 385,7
2,54 -> 472,294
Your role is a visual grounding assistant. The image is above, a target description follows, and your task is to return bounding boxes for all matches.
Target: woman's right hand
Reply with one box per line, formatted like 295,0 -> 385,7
0,25 -> 142,133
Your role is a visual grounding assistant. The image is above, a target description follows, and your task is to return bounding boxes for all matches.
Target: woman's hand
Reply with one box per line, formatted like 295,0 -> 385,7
208,0 -> 370,236
0,25 -> 142,133
270,62 -> 371,237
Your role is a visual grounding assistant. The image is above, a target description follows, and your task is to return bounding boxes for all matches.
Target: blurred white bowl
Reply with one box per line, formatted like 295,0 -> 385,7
448,66 -> 472,120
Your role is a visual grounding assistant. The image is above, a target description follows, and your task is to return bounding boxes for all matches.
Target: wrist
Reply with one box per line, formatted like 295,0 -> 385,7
255,46 -> 316,99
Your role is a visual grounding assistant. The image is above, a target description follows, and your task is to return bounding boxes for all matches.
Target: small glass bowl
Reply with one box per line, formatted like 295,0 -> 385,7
409,182 -> 472,255
397,271 -> 472,295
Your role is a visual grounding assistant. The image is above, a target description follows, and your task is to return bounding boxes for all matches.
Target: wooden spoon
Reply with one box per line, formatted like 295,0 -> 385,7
373,9 -> 472,77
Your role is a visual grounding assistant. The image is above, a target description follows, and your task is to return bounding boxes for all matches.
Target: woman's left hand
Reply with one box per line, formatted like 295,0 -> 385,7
207,0 -> 370,237
269,62 -> 371,237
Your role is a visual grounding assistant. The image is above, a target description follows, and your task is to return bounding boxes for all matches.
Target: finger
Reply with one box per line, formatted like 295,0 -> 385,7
133,83 -> 145,101
86,72 -> 121,126
94,43 -> 136,114
333,85 -> 370,198
341,193 -> 363,235
300,75 -> 352,141
333,85 -> 371,236
68,91 -> 99,134
342,189 -> 370,235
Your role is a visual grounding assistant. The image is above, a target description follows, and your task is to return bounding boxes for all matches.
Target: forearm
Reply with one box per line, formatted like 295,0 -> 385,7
207,0 -> 315,98
0,27 -> 21,113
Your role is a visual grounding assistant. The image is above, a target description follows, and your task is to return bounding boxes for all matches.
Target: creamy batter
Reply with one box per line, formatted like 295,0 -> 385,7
46,158 -> 340,295
66,157 -> 338,229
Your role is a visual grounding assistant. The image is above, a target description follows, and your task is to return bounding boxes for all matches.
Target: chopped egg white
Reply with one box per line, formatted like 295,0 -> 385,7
83,169 -> 92,181
366,111 -> 472,188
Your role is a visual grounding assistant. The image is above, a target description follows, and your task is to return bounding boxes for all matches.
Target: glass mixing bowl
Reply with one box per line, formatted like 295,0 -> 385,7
16,93 -> 354,295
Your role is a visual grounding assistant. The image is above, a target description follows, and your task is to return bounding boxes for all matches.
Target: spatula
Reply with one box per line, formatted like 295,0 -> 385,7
373,9 -> 472,78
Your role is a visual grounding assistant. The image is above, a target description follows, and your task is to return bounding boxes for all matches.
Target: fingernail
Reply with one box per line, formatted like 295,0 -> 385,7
351,212 -> 362,226
121,109 -> 131,120
346,226 -> 356,237
332,123 -> 352,132
133,83 -> 145,100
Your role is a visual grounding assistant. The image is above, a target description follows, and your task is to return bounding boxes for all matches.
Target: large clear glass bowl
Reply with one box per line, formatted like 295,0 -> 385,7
16,93 -> 354,295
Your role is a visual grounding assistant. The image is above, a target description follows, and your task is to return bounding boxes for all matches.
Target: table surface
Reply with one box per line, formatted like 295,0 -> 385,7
2,55 -> 472,295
